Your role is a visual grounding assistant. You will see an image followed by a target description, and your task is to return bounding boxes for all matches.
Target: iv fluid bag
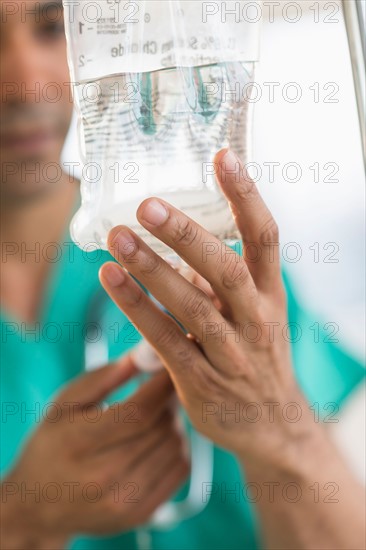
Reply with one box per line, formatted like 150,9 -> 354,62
63,0 -> 262,254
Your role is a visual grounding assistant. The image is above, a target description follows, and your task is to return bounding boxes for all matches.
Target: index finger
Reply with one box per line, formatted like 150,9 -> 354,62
135,198 -> 259,323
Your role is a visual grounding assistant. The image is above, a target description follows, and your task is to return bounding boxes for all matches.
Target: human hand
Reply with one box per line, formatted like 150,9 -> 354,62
1,358 -> 189,549
99,149 -> 317,472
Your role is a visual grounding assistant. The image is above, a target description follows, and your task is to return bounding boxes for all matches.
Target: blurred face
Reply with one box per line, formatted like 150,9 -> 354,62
0,0 -> 73,200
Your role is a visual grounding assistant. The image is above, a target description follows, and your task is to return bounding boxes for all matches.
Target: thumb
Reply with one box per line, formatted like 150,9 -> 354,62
55,354 -> 137,406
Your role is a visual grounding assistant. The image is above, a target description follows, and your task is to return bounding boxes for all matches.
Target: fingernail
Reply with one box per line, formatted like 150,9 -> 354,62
140,199 -> 168,226
111,228 -> 137,257
103,263 -> 125,287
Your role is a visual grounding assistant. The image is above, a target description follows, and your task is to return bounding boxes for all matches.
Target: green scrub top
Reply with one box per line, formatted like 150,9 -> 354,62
1,232 -> 365,550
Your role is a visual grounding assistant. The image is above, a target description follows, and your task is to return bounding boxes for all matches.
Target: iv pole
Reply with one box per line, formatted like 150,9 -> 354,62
342,0 -> 366,170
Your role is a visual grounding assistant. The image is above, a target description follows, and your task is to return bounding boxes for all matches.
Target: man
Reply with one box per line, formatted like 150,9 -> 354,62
1,2 -> 365,549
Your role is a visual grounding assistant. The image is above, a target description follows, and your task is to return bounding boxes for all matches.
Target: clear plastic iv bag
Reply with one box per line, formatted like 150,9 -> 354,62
63,0 -> 262,254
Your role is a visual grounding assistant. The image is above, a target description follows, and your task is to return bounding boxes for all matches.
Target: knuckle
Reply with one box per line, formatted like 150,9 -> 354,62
112,238 -> 139,263
126,286 -> 145,309
151,324 -> 196,374
235,176 -> 257,202
200,324 -> 223,346
172,218 -> 201,247
139,253 -> 164,279
95,467 -> 115,489
259,217 -> 279,246
153,325 -> 181,350
175,345 -> 195,373
182,292 -> 212,323
221,260 -> 250,291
